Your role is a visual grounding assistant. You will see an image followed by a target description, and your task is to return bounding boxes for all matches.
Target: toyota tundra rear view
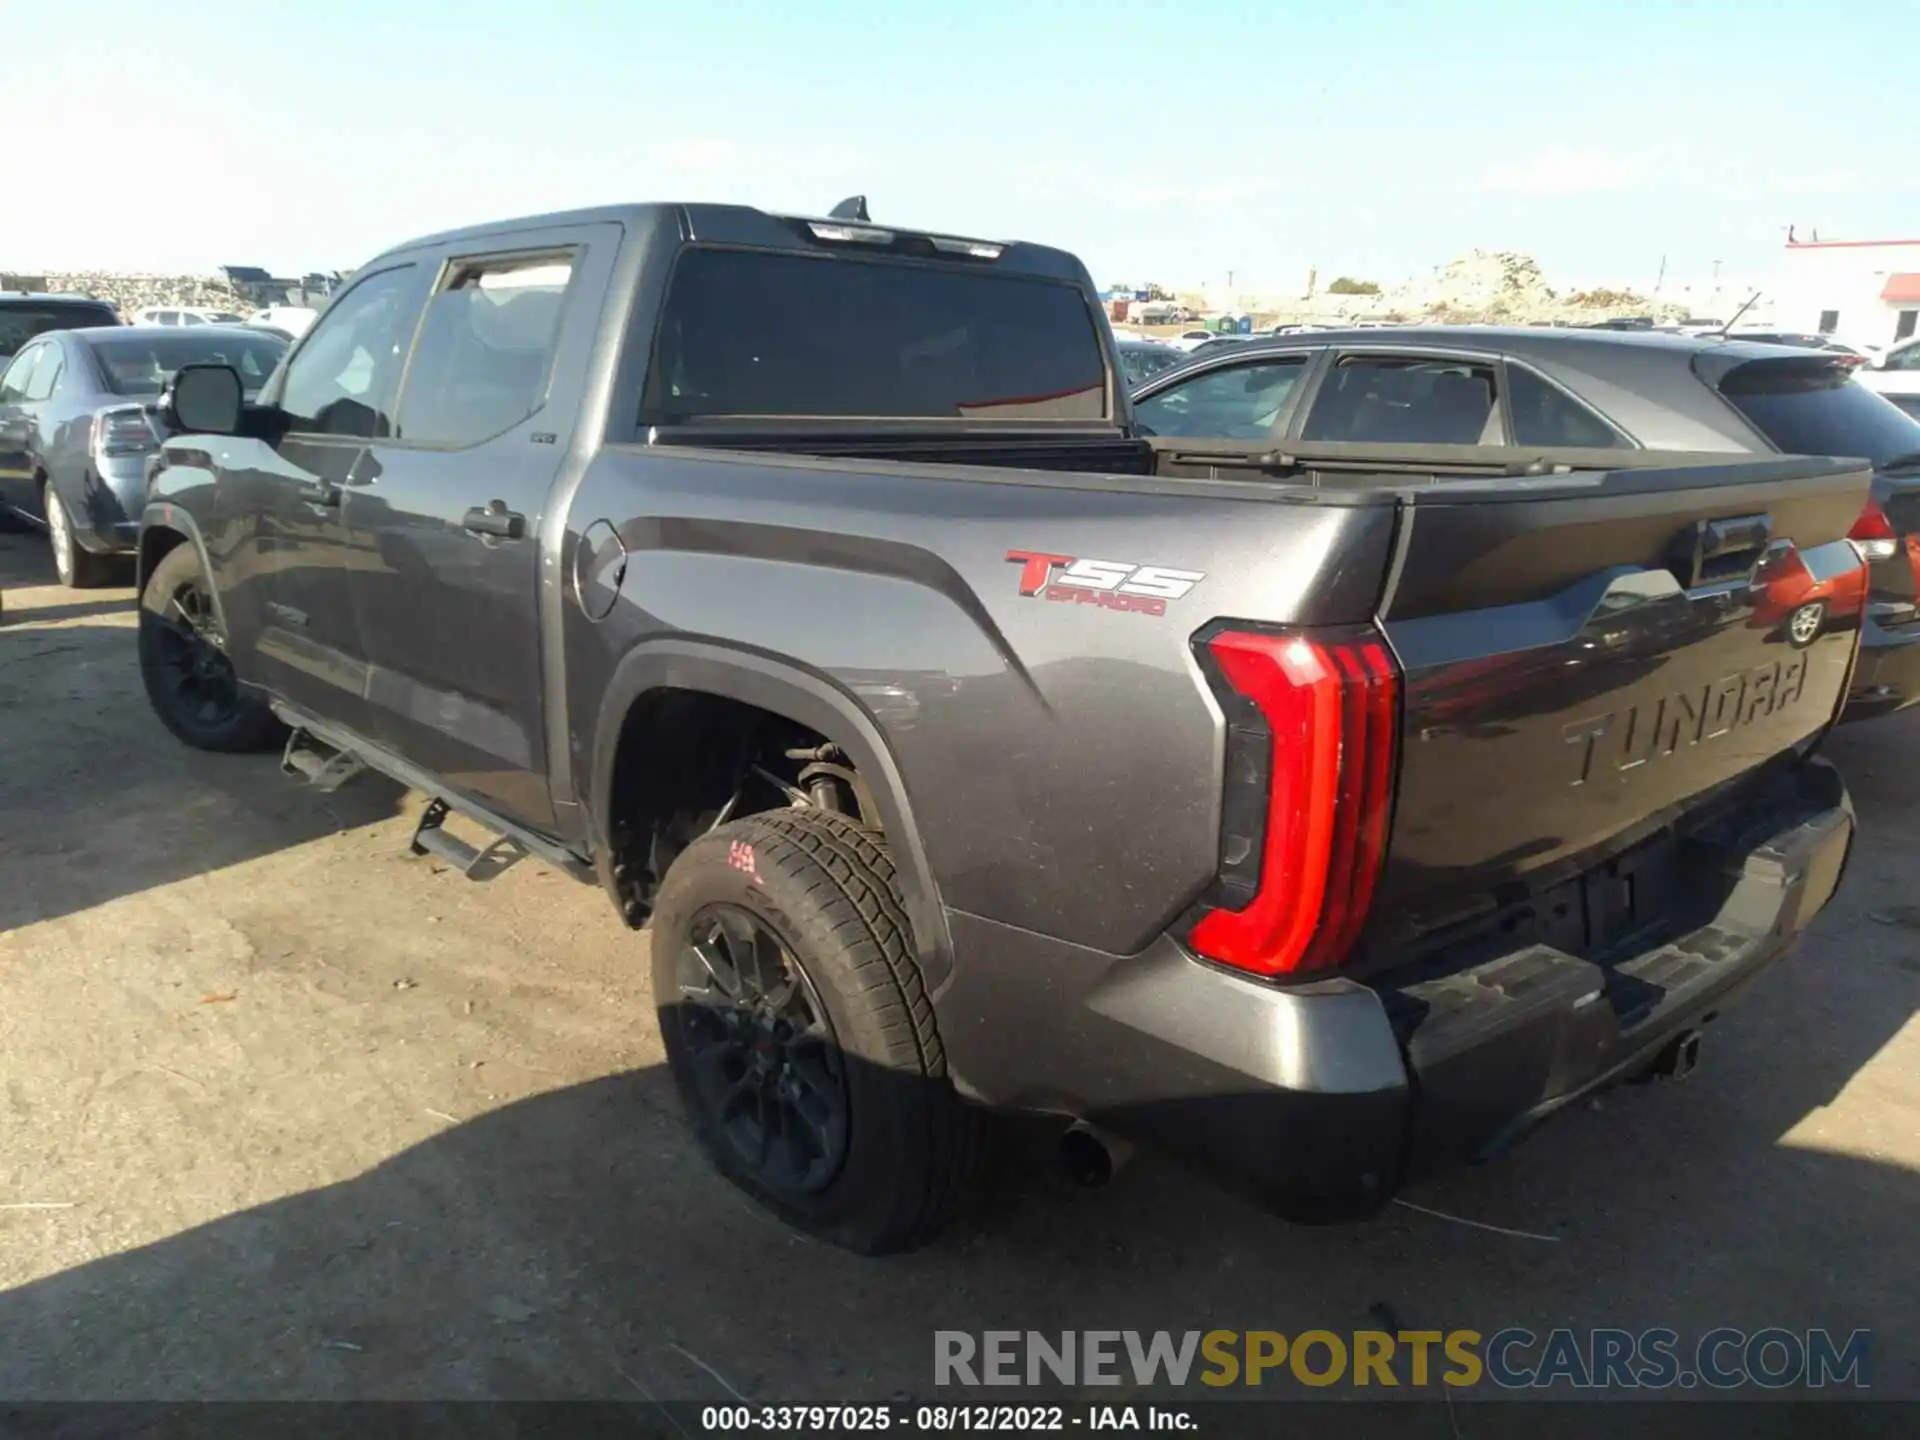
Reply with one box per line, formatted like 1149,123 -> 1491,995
137,201 -> 1866,1252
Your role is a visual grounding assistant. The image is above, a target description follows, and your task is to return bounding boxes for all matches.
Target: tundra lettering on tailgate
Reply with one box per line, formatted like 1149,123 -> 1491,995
1004,550 -> 1205,617
1563,652 -> 1810,786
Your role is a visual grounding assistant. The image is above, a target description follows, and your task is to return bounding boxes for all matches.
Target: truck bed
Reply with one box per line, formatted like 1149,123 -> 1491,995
566,438 -> 1870,972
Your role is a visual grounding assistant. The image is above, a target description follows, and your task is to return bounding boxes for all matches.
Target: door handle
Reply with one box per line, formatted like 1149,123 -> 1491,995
298,478 -> 341,508
463,502 -> 526,540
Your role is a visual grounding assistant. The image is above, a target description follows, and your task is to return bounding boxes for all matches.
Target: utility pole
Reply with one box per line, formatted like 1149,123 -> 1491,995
1654,253 -> 1667,293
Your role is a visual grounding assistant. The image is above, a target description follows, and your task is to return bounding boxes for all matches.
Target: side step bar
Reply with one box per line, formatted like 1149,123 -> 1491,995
271,705 -> 595,885
282,727 -> 367,792
410,797 -> 530,880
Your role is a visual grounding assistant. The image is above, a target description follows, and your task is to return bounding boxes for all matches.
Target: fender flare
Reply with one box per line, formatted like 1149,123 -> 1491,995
135,504 -> 235,637
589,638 -> 954,993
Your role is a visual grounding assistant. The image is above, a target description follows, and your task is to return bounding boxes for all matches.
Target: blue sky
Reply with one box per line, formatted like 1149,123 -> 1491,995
6,0 -> 1914,292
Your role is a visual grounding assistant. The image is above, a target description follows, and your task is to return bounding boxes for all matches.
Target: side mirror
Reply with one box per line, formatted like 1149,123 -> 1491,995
166,363 -> 244,435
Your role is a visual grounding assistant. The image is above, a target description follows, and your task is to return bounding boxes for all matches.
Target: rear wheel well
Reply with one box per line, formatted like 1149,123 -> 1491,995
604,688 -> 878,925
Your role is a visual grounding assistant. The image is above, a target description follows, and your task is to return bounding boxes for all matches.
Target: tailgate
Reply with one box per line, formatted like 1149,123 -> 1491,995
1370,456 -> 1871,950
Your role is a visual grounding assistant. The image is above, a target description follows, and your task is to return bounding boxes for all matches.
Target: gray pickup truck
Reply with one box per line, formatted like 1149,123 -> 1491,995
139,200 -> 1864,1253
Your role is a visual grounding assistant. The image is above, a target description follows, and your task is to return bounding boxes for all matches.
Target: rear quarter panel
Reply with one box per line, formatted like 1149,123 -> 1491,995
565,447 -> 1396,955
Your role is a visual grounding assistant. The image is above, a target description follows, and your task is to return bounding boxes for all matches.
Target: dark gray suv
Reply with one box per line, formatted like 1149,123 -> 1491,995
0,294 -> 120,360
1134,326 -> 1920,720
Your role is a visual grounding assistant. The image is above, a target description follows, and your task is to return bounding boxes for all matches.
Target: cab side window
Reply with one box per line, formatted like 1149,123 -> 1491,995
393,253 -> 575,447
278,265 -> 428,438
1132,357 -> 1309,439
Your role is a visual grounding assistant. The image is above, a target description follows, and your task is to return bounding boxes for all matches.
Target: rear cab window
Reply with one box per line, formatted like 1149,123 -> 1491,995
643,248 -> 1108,423
1708,355 -> 1920,469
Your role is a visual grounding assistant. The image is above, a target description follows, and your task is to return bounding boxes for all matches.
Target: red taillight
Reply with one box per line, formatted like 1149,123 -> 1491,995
1850,498 -> 1898,561
92,407 -> 157,458
1189,627 -> 1398,978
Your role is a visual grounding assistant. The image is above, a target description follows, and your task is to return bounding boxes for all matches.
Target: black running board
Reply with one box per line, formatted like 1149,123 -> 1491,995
270,703 -> 595,885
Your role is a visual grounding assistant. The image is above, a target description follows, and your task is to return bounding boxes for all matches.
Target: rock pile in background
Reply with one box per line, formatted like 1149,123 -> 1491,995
1174,250 -> 1699,330
38,274 -> 260,318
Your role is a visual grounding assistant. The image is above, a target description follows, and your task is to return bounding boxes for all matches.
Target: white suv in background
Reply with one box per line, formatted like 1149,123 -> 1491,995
244,305 -> 318,338
1861,337 -> 1920,419
131,305 -> 247,327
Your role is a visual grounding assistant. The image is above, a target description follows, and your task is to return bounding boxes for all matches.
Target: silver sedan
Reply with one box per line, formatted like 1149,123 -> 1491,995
0,326 -> 287,586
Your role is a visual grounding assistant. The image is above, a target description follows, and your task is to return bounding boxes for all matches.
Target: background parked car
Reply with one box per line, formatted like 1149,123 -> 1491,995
1185,333 -> 1262,361
1113,337 -> 1184,388
246,305 -> 319,338
1130,326 -> 1920,721
131,305 -> 249,327
0,325 -> 287,586
0,294 -> 122,360
1862,336 -> 1920,419
1165,329 -> 1222,353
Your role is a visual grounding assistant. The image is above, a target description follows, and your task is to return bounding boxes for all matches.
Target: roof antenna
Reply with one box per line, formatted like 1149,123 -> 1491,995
1714,292 -> 1761,339
828,195 -> 870,222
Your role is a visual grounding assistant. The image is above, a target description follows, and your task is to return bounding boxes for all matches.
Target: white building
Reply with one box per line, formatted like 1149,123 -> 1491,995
1771,235 -> 1920,351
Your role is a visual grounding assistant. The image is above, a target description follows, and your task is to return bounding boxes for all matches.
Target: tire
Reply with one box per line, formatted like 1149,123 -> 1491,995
1786,598 -> 1827,649
651,806 -> 986,1254
138,543 -> 284,752
42,479 -> 117,589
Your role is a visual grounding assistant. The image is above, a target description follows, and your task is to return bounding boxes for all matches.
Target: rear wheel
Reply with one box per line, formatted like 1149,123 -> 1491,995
1787,599 -> 1827,649
651,807 -> 985,1254
138,543 -> 283,752
44,480 -> 116,589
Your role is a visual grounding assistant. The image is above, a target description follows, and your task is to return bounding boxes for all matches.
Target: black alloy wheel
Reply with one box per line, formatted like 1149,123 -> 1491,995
137,542 -> 284,753
150,573 -> 245,729
673,903 -> 850,1196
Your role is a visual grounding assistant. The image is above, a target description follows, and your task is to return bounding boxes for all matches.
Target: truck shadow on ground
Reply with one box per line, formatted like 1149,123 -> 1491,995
1,899 -> 1915,1406
0,538 -> 404,933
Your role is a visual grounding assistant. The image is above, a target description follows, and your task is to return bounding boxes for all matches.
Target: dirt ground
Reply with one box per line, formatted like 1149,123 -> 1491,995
3,529 -> 1919,1409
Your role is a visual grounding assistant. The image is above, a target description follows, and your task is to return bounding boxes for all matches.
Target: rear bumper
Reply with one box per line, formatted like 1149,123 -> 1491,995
75,457 -> 148,553
1842,611 -> 1920,721
936,759 -> 1853,1216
